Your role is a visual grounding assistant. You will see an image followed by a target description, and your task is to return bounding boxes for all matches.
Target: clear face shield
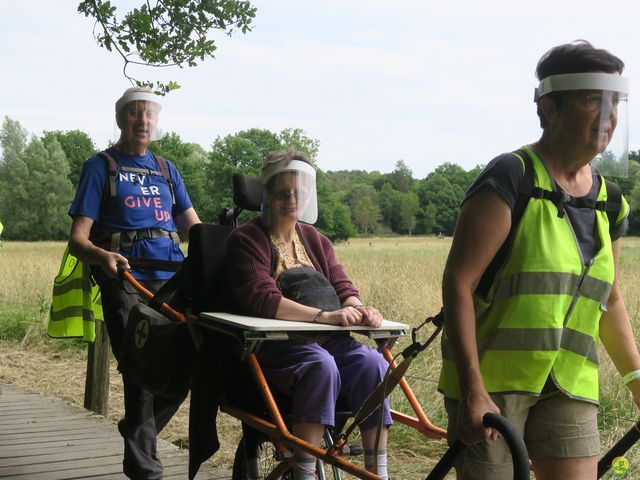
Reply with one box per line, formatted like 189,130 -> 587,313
114,91 -> 164,147
536,72 -> 630,177
261,160 -> 318,226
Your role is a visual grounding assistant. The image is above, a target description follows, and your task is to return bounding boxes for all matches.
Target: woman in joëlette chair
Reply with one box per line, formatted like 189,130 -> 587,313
226,149 -> 392,480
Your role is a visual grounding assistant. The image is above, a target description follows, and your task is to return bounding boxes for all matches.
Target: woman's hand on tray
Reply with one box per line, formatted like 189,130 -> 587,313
319,306 -> 383,328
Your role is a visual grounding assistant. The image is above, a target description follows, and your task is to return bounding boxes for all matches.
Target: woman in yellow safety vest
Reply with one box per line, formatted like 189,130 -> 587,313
438,41 -> 640,480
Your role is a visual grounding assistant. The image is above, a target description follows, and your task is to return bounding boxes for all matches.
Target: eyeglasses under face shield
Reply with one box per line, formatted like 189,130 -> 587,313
261,159 -> 318,225
535,72 -> 630,177
114,91 -> 164,143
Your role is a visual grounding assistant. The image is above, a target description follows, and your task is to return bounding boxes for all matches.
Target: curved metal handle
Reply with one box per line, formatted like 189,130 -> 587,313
425,413 -> 530,480
598,420 -> 640,478
482,413 -> 530,479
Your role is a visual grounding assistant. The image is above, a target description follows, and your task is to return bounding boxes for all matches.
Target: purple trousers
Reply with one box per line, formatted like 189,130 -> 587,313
257,334 -> 392,430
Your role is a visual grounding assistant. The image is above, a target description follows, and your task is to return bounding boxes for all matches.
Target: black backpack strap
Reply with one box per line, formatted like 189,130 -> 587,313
476,152 -> 624,299
603,179 -> 622,228
539,177 -> 622,225
154,155 -> 176,205
97,150 -> 119,197
511,149 -> 535,224
476,149 -> 533,298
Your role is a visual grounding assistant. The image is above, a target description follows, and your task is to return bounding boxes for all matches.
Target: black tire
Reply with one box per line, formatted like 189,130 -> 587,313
232,436 -> 292,480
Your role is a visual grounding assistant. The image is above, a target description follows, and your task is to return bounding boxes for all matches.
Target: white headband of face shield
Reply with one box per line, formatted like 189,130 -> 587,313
261,159 -> 318,224
534,72 -> 629,101
534,72 -> 630,177
115,91 -> 163,114
261,159 -> 316,185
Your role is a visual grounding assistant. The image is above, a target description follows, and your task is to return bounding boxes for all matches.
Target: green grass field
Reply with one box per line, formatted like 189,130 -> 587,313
1,237 -> 640,478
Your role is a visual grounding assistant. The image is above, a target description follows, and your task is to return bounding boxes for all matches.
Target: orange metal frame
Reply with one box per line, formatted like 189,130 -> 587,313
217,332 -> 447,480
123,269 -> 447,478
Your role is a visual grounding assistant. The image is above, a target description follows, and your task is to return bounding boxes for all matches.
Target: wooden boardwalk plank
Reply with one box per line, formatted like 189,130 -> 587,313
0,445 -> 123,468
0,382 -> 231,479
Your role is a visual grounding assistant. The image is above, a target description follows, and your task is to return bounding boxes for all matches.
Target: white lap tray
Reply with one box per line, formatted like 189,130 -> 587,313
199,312 -> 409,342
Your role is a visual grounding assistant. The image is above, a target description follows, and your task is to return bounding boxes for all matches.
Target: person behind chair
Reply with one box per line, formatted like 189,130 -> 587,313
227,150 -> 392,480
438,41 -> 640,479
68,87 -> 201,479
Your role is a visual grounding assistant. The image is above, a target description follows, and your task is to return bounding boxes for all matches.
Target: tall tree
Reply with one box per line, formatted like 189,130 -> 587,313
416,162 -> 479,234
205,128 -> 322,222
278,128 -> 320,161
36,140 -> 75,239
0,117 -> 27,165
324,170 -> 383,195
0,118 -> 30,239
351,196 -> 380,235
385,159 -> 414,193
344,184 -> 383,234
417,203 -> 437,235
378,182 -> 401,232
0,118 -> 73,240
42,129 -> 97,188
398,191 -> 420,235
78,0 -> 257,93
206,128 -> 281,221
150,133 -> 210,224
316,170 -> 356,242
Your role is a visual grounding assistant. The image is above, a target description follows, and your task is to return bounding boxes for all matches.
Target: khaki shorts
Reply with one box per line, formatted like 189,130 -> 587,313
444,391 -> 599,480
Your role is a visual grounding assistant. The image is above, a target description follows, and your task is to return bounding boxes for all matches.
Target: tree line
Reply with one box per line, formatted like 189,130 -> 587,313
2,116 -> 640,242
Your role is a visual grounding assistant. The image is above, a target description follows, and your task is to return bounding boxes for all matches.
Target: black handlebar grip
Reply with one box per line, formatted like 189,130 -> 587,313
425,413 -> 530,480
598,420 -> 640,478
116,262 -> 128,278
482,413 -> 530,479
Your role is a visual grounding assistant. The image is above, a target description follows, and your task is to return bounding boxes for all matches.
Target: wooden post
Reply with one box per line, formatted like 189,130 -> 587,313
84,320 -> 110,415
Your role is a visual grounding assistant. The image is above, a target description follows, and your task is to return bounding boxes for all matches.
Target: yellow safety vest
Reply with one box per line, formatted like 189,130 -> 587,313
48,246 -> 103,342
439,147 -> 627,403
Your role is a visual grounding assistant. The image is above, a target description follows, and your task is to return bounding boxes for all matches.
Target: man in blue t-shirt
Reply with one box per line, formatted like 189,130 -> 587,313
68,87 -> 200,480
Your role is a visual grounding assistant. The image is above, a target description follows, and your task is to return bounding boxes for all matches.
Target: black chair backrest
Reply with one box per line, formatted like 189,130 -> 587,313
220,173 -> 263,226
187,223 -> 235,313
233,173 -> 263,211
191,174 -> 262,309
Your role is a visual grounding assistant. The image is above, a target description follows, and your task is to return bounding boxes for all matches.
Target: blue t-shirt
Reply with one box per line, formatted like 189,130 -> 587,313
69,147 -> 193,281
464,151 -> 628,264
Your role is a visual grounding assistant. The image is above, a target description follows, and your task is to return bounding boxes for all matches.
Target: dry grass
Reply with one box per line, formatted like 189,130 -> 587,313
2,236 -> 640,478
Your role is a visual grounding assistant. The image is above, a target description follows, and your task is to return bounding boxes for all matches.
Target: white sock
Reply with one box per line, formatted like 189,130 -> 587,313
293,455 -> 316,480
364,449 -> 388,480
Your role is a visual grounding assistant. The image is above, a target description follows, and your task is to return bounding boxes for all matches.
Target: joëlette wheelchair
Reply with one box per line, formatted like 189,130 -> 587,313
122,173 -> 531,480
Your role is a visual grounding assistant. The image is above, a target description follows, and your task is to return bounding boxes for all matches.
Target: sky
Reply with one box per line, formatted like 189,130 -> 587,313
1,0 -> 639,178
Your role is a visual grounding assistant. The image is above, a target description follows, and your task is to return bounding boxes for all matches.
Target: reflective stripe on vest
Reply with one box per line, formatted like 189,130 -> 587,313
439,147 -> 616,402
48,246 -> 103,342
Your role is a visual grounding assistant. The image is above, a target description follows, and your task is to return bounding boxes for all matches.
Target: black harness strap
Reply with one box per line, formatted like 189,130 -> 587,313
476,149 -> 623,299
92,150 -> 179,252
97,150 -> 119,197
154,155 -> 176,205
530,180 -> 622,222
476,149 -> 533,298
96,150 -> 175,204
602,179 -> 623,228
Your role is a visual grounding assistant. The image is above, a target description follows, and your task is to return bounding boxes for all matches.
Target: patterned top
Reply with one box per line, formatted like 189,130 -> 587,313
270,230 -> 315,279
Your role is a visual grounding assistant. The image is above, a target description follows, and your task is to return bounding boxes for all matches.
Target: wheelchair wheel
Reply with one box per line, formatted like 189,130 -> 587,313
232,436 -> 293,480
